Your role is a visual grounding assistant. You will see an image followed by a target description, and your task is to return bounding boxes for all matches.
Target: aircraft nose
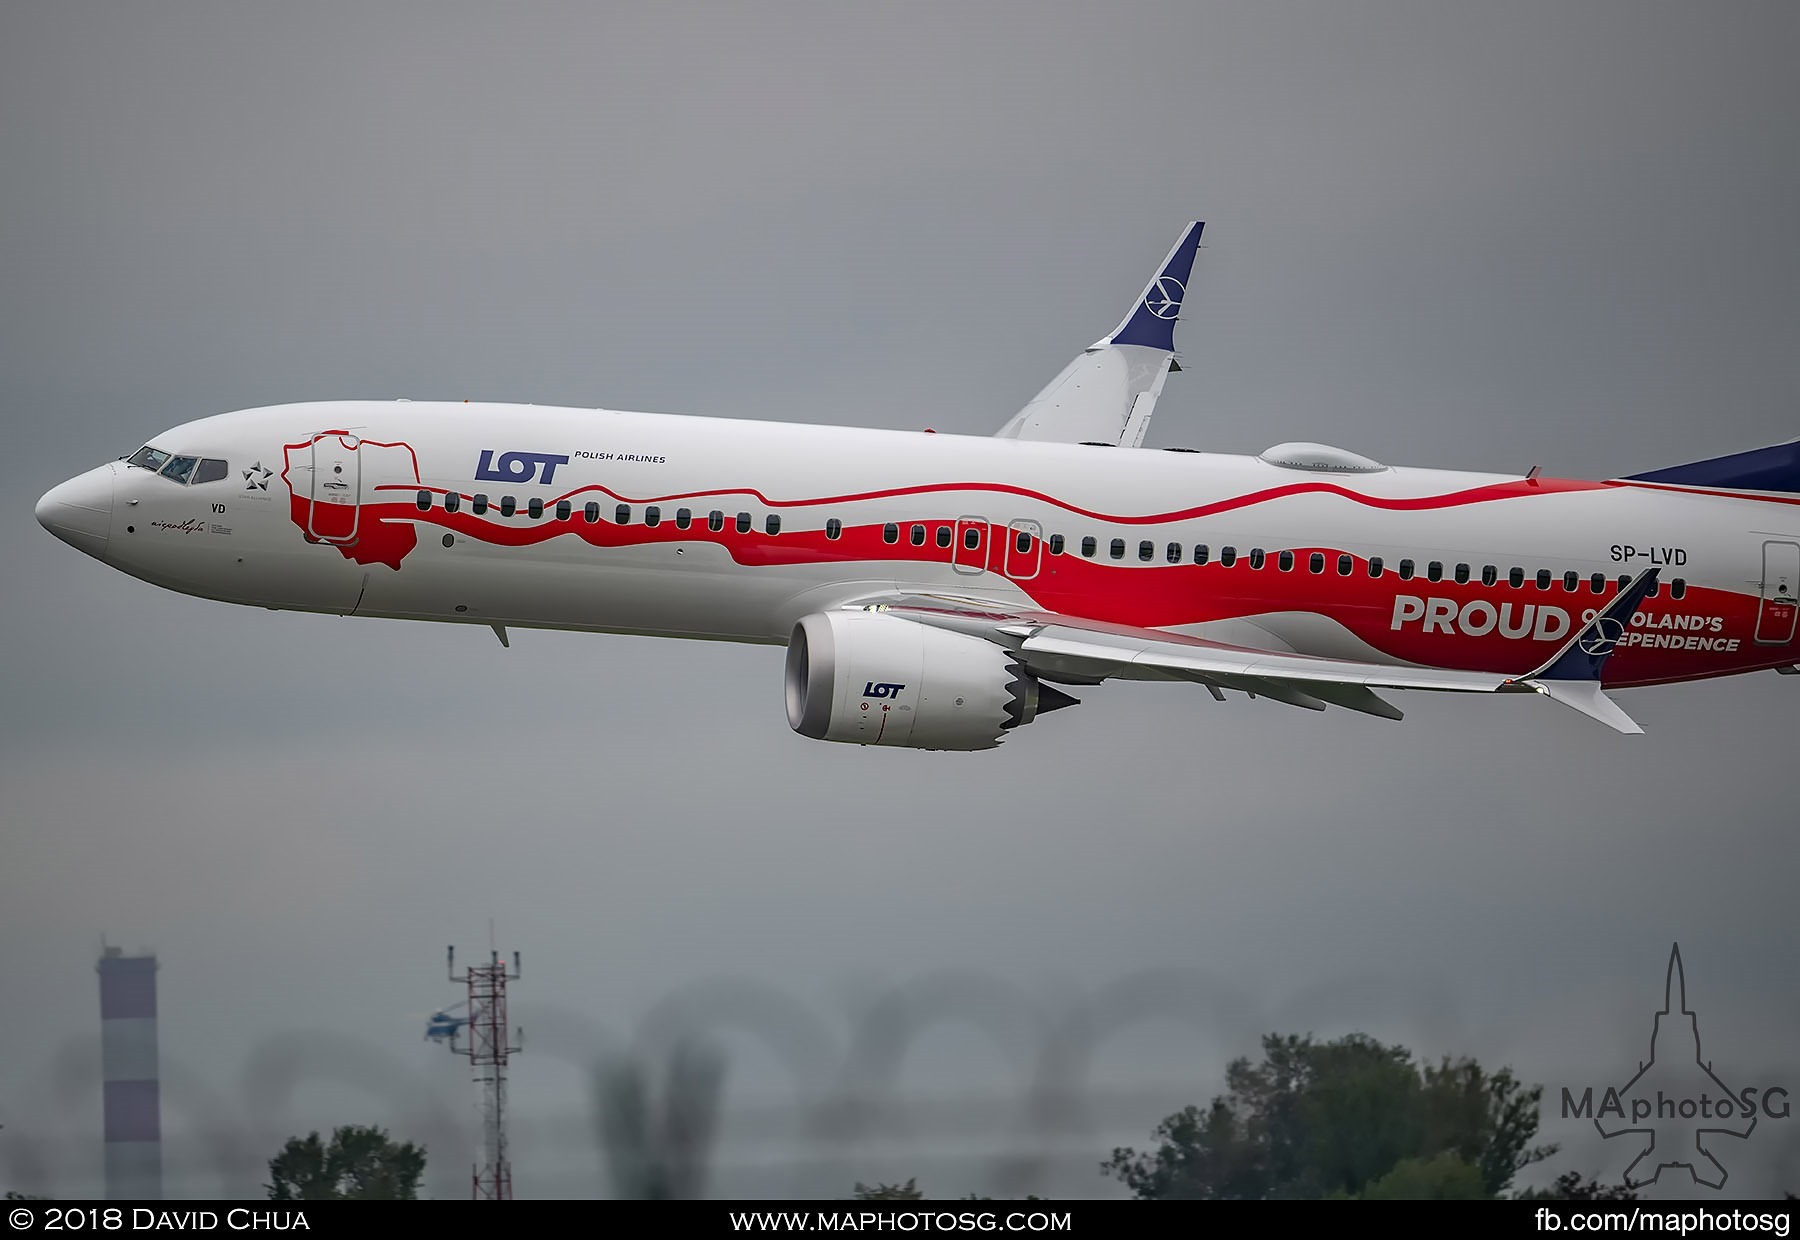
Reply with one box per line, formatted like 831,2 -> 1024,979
36,463 -> 116,559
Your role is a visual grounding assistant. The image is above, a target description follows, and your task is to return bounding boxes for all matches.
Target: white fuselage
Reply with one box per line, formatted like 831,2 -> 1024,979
36,400 -> 1800,690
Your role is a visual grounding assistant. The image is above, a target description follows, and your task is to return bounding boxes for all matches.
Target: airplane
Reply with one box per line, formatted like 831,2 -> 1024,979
35,221 -> 1800,750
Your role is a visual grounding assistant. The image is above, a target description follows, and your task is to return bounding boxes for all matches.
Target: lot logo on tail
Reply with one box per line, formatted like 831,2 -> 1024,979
1145,276 -> 1185,320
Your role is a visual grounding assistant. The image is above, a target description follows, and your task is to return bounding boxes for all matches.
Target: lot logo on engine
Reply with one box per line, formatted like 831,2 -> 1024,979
863,682 -> 907,699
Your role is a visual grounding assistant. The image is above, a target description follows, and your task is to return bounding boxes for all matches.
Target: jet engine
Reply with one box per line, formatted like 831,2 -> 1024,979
784,610 -> 1079,750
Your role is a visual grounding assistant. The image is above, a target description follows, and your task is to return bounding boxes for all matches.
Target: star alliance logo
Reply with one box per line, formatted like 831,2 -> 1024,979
1559,944 -> 1790,1189
1144,275 -> 1185,320
243,462 -> 273,491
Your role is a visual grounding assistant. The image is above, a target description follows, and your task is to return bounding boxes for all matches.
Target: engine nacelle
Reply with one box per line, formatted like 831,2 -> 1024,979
784,610 -> 1078,750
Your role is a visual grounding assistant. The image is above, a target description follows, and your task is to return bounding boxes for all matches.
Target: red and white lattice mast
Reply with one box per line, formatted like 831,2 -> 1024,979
444,944 -> 522,1199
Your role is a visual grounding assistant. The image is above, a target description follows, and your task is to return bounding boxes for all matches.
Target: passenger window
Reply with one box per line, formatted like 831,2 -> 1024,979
616,504 -> 631,524
1590,573 -> 1606,593
675,508 -> 692,529
708,510 -> 725,532
584,502 -> 600,523
1481,566 -> 1497,586
826,518 -> 842,540
1193,544 -> 1209,566
1368,556 -> 1384,576
500,496 -> 517,517
1019,531 -> 1034,554
736,512 -> 751,533
161,455 -> 199,483
911,524 -> 926,546
1248,548 -> 1266,570
1455,563 -> 1471,584
556,499 -> 572,521
444,492 -> 461,514
1427,561 -> 1443,582
766,514 -> 781,536
1508,567 -> 1524,588
936,526 -> 951,548
193,459 -> 229,484
1647,580 -> 1660,598
883,523 -> 899,544
1081,537 -> 1097,557
1398,559 -> 1414,580
1309,552 -> 1325,574
1110,539 -> 1126,559
1562,571 -> 1578,591
1139,540 -> 1154,562
964,527 -> 980,550
1337,554 -> 1352,576
1671,578 -> 1687,599
473,494 -> 489,515
1167,542 -> 1182,564
645,506 -> 661,527
416,490 -> 432,511
528,498 -> 544,520
1049,534 -> 1065,555
1535,569 -> 1551,590
1617,575 -> 1631,593
1220,546 -> 1237,567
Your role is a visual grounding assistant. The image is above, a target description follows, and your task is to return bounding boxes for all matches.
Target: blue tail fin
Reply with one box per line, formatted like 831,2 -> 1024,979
1620,438 -> 1800,496
1107,221 -> 1205,352
994,221 -> 1204,446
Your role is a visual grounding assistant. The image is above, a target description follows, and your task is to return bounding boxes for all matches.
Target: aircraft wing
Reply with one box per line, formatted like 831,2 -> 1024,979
992,221 -> 1204,447
840,567 -> 1663,734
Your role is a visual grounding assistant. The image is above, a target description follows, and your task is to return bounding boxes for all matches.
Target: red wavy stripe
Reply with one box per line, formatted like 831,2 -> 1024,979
371,474 -> 1610,525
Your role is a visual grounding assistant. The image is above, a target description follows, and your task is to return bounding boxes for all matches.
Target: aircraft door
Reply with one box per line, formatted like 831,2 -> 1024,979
1754,540 -> 1799,644
308,432 -> 361,544
952,517 -> 988,576
1004,519 -> 1043,581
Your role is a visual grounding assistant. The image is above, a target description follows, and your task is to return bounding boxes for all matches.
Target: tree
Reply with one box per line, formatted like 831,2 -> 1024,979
854,1179 -> 923,1200
4,1191 -> 49,1200
1101,1032 -> 1556,1199
1354,1153 -> 1489,1199
1515,1171 -> 1637,1201
265,1125 -> 426,1200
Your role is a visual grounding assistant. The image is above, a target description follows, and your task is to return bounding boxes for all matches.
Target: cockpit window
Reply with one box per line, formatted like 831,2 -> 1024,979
128,446 -> 228,483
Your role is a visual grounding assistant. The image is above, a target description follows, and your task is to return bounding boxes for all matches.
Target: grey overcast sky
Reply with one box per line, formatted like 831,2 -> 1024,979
3,1 -> 1797,1201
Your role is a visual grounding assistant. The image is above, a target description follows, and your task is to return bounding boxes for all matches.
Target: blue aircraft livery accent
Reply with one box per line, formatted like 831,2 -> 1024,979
1529,567 -> 1661,683
1108,221 -> 1205,352
1624,438 -> 1800,496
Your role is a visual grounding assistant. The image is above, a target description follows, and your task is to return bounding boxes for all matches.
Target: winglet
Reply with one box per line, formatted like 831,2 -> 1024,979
994,221 -> 1205,444
1107,221 -> 1205,352
1518,566 -> 1660,683
1503,567 -> 1659,733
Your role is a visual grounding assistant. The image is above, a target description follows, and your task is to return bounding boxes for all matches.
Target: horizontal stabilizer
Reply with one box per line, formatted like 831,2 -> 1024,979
1620,437 -> 1800,496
